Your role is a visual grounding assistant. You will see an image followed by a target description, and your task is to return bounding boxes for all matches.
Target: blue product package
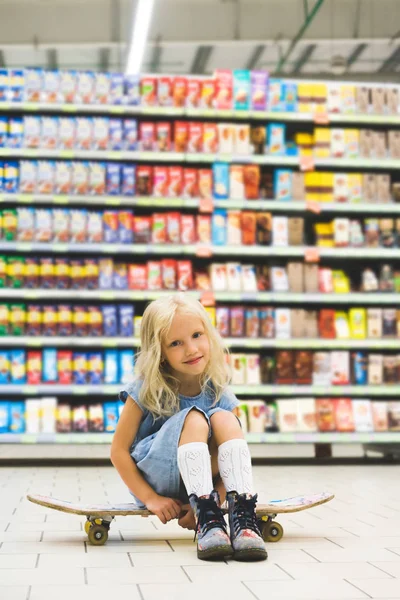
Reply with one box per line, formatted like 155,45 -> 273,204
103,210 -> 119,243
106,163 -> 121,196
110,73 -> 124,105
87,352 -> 103,385
119,304 -> 134,337
8,118 -> 23,148
233,70 -> 251,110
104,402 -> 119,432
119,349 -> 135,384
9,70 -> 24,102
283,82 -> 297,112
43,348 -> 57,383
102,305 -> 118,336
24,68 -> 43,102
0,402 -> 10,433
104,350 -> 119,384
109,119 -> 124,150
124,74 -> 140,105
212,209 -> 227,245
353,352 -> 367,385
10,349 -> 26,384
273,169 -> 292,201
0,116 -> 7,147
267,123 -> 286,156
212,162 -> 229,200
0,351 -> 10,383
10,401 -> 25,433
268,78 -> 284,112
123,119 -> 138,151
73,352 -> 88,385
4,161 -> 19,193
121,164 -> 136,196
0,69 -> 8,102
0,161 -> 3,192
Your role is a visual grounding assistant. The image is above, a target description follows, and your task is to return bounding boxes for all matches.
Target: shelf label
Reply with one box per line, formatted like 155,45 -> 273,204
306,200 -> 322,214
105,197 -> 121,206
102,340 -> 117,347
72,386 -> 88,395
54,195 -> 69,205
60,150 -> 74,159
23,386 -> 38,395
300,156 -> 315,172
305,247 -> 320,262
200,291 -> 216,307
62,105 -> 77,113
110,106 -> 125,114
16,243 -> 32,252
20,195 -> 34,204
199,197 -> 214,213
52,244 -> 68,253
107,152 -> 122,160
195,244 -> 213,257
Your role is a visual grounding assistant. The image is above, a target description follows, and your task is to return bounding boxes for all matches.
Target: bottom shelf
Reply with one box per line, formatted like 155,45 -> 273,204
0,432 -> 399,444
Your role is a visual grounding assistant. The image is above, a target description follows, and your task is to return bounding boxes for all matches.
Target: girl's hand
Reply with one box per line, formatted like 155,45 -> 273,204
146,495 -> 182,524
178,504 -> 196,531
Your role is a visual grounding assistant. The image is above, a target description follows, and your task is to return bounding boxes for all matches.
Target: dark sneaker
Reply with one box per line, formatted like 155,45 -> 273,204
189,490 -> 234,561
227,491 -> 268,561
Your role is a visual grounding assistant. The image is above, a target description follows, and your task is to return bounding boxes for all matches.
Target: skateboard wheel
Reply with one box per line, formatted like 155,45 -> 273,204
266,521 -> 283,543
88,524 -> 108,546
84,520 -> 92,535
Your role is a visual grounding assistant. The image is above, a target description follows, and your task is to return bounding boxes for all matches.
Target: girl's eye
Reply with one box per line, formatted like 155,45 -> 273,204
193,332 -> 203,339
170,340 -> 180,347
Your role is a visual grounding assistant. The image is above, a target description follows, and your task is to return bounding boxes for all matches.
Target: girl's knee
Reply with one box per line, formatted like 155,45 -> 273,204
180,409 -> 209,439
210,410 -> 240,428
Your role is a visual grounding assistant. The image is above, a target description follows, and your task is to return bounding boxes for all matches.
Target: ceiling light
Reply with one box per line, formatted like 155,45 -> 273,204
125,0 -> 155,75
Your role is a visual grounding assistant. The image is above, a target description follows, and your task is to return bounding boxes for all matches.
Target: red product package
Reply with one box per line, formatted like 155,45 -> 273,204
198,169 -> 213,199
58,350 -> 73,385
148,261 -> 162,290
152,213 -> 167,244
168,167 -> 183,197
334,398 -> 355,432
153,166 -> 169,197
156,122 -> 171,152
162,259 -> 177,289
157,77 -> 173,106
139,122 -> 155,151
318,309 -> 336,339
177,261 -> 194,290
133,216 -> 152,243
188,122 -> 204,153
167,212 -> 181,243
215,69 -> 233,109
136,166 -> 153,196
180,214 -> 196,244
197,214 -> 212,244
172,77 -> 187,107
174,121 -> 188,152
203,123 -> 218,153
27,351 -> 42,385
141,77 -> 157,106
186,79 -> 201,108
128,264 -> 148,290
200,79 -> 216,108
241,211 -> 257,245
183,168 -> 199,198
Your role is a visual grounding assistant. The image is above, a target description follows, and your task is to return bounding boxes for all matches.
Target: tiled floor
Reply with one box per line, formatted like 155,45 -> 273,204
1,460 -> 400,600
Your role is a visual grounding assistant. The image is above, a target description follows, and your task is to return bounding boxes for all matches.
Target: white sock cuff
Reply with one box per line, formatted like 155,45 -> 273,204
177,442 -> 209,455
177,442 -> 213,498
217,438 -> 253,495
218,439 -> 248,453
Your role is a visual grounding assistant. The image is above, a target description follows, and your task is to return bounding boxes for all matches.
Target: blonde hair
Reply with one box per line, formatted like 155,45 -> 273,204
134,293 -> 230,417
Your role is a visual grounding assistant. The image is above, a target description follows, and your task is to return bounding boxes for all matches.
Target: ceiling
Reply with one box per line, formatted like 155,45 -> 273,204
0,0 -> 399,79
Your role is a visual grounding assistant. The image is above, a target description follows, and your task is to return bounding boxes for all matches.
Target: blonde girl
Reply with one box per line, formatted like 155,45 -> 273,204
111,293 -> 267,561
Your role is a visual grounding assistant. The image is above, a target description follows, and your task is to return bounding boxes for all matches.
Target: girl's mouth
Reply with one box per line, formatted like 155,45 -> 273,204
184,356 -> 203,365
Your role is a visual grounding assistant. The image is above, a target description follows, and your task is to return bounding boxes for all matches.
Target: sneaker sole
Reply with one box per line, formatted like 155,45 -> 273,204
233,548 -> 268,562
198,544 -> 234,561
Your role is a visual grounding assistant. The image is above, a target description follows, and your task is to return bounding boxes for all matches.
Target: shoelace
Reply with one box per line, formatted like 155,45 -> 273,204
231,494 -> 261,536
193,496 -> 228,542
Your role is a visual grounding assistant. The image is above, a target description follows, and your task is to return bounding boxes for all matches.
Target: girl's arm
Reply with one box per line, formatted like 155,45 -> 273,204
110,395 -> 181,523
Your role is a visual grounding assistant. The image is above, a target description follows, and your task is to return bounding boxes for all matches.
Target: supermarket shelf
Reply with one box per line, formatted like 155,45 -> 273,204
0,148 -> 186,162
2,194 -> 400,214
1,384 -> 400,396
1,242 -> 399,258
2,290 -> 400,304
0,336 -> 399,348
1,101 -> 400,126
0,431 -> 399,444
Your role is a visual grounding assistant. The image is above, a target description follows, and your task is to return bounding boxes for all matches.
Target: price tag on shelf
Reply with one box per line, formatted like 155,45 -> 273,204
63,105 -> 77,113
53,195 -> 69,205
313,111 -> 330,125
110,106 -> 125,114
199,197 -> 214,213
304,247 -> 320,263
300,156 -> 315,172
19,195 -> 34,204
306,200 -> 322,214
25,104 -> 39,112
105,197 -> 121,206
60,150 -> 74,159
195,245 -> 213,258
200,291 -> 216,307
72,386 -> 88,395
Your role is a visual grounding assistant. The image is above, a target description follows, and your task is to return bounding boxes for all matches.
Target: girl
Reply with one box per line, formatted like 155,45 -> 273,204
110,293 -> 267,562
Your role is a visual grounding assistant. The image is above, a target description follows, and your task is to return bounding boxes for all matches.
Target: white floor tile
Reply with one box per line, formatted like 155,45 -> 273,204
86,566 -> 188,585
276,561 -> 392,579
0,554 -> 38,569
0,567 -> 85,586
245,579 -> 368,599
184,562 -> 290,582
346,578 -> 400,598
0,587 -> 29,600
29,585 -> 142,600
139,582 -> 256,600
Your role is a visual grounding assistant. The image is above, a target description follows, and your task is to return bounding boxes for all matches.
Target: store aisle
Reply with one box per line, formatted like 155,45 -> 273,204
1,463 -> 400,600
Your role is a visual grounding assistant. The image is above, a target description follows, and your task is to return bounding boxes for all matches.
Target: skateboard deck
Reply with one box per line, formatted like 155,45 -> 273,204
27,491 -> 334,545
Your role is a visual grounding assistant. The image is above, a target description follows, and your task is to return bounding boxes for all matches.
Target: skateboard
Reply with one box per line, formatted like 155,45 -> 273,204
27,491 -> 334,546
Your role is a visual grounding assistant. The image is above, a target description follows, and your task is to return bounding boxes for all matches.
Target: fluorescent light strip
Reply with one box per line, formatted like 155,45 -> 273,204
125,0 -> 155,75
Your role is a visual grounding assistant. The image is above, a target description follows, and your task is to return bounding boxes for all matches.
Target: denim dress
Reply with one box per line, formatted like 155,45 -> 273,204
118,379 -> 239,506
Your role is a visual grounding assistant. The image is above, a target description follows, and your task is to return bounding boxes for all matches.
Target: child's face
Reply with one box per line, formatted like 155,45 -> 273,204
162,311 -> 210,381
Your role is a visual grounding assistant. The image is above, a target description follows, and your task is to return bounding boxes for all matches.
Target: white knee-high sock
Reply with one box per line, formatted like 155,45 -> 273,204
177,442 -> 214,498
218,439 -> 253,495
